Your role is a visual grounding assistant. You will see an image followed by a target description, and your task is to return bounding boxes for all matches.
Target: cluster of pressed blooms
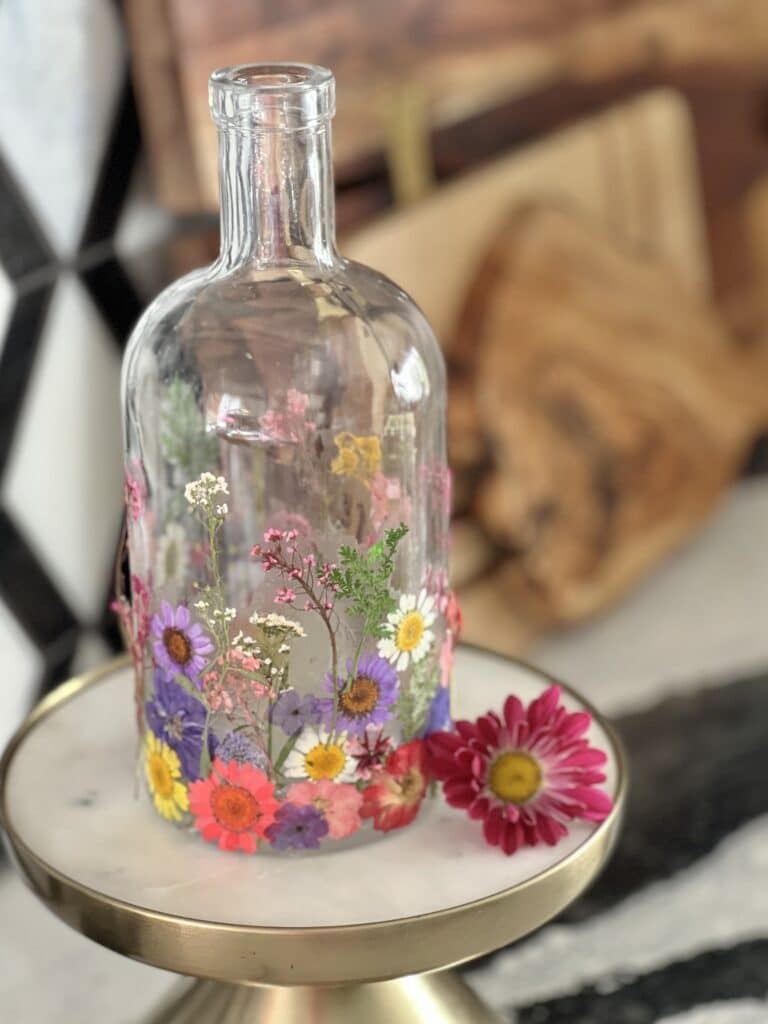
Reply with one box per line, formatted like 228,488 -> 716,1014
136,471 -> 451,853
129,464 -> 615,857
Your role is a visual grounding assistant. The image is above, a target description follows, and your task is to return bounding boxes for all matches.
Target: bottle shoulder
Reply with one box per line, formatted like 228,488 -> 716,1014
122,256 -> 445,406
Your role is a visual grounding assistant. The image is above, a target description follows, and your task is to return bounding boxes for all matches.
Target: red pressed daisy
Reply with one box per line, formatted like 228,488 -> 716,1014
360,739 -> 428,832
189,758 -> 280,853
426,686 -> 613,856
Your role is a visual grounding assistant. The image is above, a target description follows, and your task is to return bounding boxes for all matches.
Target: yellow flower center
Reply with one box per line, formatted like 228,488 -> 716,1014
396,611 -> 425,653
147,752 -> 174,799
488,751 -> 542,804
339,676 -> 380,718
304,743 -> 347,781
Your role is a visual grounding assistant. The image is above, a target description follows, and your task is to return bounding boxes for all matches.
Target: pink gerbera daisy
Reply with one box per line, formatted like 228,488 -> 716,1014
189,758 -> 280,853
426,686 -> 613,856
151,601 -> 213,685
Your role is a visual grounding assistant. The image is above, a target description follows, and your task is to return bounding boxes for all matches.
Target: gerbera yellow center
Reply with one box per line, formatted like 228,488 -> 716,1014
304,743 -> 346,781
147,752 -> 174,799
396,611 -> 425,652
211,784 -> 259,833
488,751 -> 542,804
163,627 -> 192,665
339,676 -> 380,718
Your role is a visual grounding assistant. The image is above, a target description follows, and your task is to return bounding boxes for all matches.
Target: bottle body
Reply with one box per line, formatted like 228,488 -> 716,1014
119,65 -> 456,855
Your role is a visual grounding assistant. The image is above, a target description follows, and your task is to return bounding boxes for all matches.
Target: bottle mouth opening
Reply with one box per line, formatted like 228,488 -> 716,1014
209,62 -> 335,132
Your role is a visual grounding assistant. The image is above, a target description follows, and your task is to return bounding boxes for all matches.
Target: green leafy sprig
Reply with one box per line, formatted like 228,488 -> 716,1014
329,523 -> 408,642
160,378 -> 217,478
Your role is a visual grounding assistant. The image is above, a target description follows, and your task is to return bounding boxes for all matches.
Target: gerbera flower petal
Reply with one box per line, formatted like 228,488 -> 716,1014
426,687 -> 613,856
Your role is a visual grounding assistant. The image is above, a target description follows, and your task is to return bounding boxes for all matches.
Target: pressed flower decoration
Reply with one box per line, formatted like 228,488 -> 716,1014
426,686 -> 614,856
119,374 -> 461,855
144,731 -> 189,822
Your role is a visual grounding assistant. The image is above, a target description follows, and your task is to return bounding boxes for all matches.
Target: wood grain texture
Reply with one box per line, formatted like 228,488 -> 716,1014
345,90 -> 711,350
452,203 -> 768,644
123,0 -> 203,210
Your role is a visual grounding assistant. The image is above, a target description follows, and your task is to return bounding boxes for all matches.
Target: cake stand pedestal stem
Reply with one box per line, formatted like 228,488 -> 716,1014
147,971 -> 505,1024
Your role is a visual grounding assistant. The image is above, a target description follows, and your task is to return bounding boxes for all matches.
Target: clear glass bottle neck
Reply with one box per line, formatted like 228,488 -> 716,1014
217,123 -> 337,271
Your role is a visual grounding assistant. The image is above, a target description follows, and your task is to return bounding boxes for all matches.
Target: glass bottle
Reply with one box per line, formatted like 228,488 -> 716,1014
118,64 -> 458,855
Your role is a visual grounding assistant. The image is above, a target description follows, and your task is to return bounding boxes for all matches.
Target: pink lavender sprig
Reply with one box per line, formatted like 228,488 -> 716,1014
251,527 -> 341,721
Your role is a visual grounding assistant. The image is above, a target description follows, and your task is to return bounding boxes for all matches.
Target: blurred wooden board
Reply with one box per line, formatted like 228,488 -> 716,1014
124,0 -> 768,216
343,89 -> 711,350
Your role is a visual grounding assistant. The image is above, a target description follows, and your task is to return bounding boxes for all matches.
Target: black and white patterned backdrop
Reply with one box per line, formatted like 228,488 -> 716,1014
1,3 -> 768,1023
0,0 -> 176,755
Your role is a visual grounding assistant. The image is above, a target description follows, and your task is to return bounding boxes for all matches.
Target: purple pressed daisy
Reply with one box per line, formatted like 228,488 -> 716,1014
151,601 -> 213,684
315,652 -> 399,736
265,802 -> 329,850
270,688 -> 315,736
145,672 -> 217,780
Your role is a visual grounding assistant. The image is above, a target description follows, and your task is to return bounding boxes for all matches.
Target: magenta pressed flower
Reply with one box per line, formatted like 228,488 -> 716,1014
427,686 -> 614,856
315,652 -> 399,736
151,601 -> 213,684
265,802 -> 329,850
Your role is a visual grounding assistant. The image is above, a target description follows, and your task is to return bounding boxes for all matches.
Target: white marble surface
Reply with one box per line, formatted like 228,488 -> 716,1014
4,649 -> 619,930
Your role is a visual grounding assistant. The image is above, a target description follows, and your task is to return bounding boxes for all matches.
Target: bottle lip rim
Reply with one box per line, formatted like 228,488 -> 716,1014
210,62 -> 334,94
209,63 -> 336,129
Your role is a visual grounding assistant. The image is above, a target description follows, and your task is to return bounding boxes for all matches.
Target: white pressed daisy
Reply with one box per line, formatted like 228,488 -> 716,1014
155,522 -> 188,587
378,589 -> 436,671
283,726 -> 356,783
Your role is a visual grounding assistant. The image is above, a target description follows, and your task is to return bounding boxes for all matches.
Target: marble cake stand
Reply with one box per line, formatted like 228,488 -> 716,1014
0,648 -> 625,1023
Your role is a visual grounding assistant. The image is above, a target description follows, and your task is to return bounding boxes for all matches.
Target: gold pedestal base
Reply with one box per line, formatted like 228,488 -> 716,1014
147,972 -> 504,1024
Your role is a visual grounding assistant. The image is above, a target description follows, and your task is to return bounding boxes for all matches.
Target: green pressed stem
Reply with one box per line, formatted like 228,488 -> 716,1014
273,732 -> 299,774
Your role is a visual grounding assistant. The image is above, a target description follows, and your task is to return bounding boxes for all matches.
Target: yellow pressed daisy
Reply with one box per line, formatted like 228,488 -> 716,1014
283,727 -> 355,782
144,730 -> 190,822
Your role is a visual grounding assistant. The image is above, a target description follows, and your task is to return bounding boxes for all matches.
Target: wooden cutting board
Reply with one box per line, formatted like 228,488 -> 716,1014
346,90 -> 768,656
344,89 -> 711,348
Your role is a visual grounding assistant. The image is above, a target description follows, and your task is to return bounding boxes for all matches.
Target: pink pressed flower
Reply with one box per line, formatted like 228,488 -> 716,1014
264,528 -> 284,543
286,388 -> 310,417
124,463 -> 146,522
258,390 -> 314,443
427,686 -> 613,856
287,779 -> 363,840
445,588 -> 463,639
274,588 -> 296,605
439,634 -> 454,688
369,471 -> 412,534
